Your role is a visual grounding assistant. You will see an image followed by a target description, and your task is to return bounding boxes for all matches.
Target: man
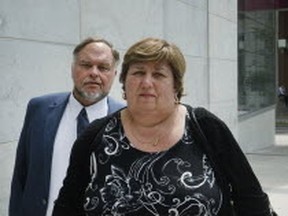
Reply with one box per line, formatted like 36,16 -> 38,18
9,37 -> 125,216
278,85 -> 288,107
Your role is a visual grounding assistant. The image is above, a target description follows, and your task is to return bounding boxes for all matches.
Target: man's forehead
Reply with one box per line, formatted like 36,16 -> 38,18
78,44 -> 113,60
83,42 -> 111,52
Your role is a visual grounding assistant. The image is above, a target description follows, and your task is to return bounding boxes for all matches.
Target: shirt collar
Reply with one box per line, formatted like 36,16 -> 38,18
68,94 -> 108,122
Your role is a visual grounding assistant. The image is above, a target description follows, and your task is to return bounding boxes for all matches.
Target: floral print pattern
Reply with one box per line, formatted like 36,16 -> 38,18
84,114 -> 223,216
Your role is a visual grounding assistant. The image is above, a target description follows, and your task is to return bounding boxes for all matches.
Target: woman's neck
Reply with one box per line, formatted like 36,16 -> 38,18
125,104 -> 179,127
121,104 -> 186,151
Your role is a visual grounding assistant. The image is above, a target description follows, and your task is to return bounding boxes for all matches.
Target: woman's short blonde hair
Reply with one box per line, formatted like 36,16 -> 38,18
120,37 -> 186,101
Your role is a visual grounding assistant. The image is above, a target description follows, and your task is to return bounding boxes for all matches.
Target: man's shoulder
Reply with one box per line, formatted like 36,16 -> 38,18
107,96 -> 124,104
107,96 -> 126,113
29,92 -> 70,104
26,92 -> 70,111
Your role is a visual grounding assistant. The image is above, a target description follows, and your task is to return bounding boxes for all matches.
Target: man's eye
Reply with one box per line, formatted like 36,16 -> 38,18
80,63 -> 92,69
99,66 -> 110,72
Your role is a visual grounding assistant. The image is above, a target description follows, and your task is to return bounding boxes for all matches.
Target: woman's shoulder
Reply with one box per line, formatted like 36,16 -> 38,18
72,111 -> 122,156
87,110 -> 121,133
183,104 -> 218,121
183,104 -> 228,132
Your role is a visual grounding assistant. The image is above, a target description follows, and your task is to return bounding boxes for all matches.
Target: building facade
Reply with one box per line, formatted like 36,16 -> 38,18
1,0 -> 287,214
2,1 -> 287,150
238,0 -> 288,151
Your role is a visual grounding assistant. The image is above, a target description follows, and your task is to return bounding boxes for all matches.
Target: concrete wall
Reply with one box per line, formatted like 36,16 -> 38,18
0,0 -> 276,214
0,0 -> 78,143
0,0 -> 275,150
0,0 -> 239,144
239,108 -> 276,153
208,0 -> 238,136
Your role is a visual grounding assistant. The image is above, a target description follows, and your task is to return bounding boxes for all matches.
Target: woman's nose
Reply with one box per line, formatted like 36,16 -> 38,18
141,74 -> 153,86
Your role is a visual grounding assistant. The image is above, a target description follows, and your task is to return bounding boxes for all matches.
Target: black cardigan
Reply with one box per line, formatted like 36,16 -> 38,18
53,105 -> 276,216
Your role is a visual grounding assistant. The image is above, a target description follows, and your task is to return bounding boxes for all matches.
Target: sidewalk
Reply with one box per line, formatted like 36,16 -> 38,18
0,133 -> 287,216
246,127 -> 288,216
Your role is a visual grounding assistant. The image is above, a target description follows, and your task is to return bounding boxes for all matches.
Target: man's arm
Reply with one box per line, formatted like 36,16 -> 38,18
9,101 -> 32,216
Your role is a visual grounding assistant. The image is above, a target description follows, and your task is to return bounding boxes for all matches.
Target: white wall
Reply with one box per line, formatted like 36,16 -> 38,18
0,39 -> 73,142
239,108 -> 276,153
0,0 -> 79,143
0,1 -> 277,214
208,0 -> 238,136
0,0 -> 274,149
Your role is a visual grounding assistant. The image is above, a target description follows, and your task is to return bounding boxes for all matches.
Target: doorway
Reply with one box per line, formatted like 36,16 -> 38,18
276,10 -> 288,126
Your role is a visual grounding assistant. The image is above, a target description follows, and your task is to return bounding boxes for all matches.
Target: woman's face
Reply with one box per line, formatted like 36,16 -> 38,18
125,61 -> 176,113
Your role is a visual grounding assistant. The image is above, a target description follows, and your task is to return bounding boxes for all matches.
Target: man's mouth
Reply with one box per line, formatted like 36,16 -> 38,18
85,81 -> 101,86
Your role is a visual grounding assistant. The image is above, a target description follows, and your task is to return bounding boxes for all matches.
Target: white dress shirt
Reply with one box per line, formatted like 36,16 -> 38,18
45,94 -> 108,216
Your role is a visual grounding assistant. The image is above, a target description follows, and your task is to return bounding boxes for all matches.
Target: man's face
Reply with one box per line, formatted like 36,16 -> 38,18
72,42 -> 117,106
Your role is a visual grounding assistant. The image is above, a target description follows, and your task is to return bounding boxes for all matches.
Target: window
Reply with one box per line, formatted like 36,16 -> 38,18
238,0 -> 276,115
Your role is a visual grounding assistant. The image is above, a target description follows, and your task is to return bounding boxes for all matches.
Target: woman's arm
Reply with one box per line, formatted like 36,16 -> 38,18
52,117 -> 109,216
195,107 -> 276,215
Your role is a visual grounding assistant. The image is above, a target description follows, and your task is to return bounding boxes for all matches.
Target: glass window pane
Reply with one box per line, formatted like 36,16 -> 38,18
238,0 -> 276,115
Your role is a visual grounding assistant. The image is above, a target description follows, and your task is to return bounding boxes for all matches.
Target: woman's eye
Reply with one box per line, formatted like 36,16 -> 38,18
132,71 -> 144,76
154,72 -> 165,78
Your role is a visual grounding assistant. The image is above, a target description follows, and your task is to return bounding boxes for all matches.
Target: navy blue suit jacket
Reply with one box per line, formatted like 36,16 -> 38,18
9,92 -> 124,216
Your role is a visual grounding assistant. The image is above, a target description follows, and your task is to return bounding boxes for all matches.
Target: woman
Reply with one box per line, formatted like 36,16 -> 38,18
53,38 -> 276,215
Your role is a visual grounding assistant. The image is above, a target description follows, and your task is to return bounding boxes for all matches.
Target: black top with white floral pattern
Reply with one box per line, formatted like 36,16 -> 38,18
83,112 -> 223,216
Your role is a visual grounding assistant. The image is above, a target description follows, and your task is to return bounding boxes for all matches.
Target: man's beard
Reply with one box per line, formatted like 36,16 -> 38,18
75,87 -> 107,103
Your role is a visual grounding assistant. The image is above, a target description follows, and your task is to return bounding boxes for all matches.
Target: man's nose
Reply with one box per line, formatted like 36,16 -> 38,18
90,66 -> 100,76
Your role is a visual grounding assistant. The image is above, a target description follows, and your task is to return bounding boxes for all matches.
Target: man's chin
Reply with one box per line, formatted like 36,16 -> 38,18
83,92 -> 106,102
73,88 -> 107,104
